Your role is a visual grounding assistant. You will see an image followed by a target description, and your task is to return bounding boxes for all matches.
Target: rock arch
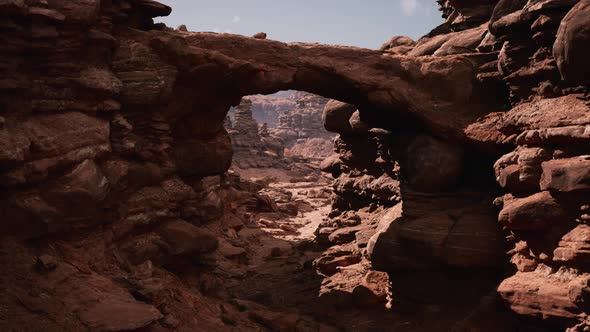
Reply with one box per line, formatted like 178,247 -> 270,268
142,30 -> 497,144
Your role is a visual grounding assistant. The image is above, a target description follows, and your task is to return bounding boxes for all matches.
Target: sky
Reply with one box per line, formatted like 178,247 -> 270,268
156,0 -> 444,49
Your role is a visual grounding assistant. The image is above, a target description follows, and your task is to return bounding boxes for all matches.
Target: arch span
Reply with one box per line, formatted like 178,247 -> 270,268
139,29 -> 498,143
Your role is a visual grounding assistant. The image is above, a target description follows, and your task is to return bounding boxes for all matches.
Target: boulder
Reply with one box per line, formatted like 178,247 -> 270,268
320,154 -> 343,177
433,25 -> 488,56
173,130 -> 233,177
408,33 -> 455,57
498,191 -> 567,230
322,100 -> 356,134
554,225 -> 590,265
403,135 -> 463,192
498,268 -> 589,321
78,297 -> 162,331
157,220 -> 219,256
348,110 -> 369,134
553,0 -> 590,85
368,194 -> 503,270
41,159 -> 109,227
540,157 -> 590,192
328,225 -> 371,245
253,32 -> 267,39
494,147 -> 551,193
380,35 -> 415,50
380,35 -> 415,54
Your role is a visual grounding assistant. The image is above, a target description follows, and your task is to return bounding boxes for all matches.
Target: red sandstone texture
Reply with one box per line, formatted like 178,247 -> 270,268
0,0 -> 589,331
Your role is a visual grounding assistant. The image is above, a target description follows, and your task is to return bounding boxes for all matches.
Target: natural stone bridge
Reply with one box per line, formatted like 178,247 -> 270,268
129,28 -> 497,145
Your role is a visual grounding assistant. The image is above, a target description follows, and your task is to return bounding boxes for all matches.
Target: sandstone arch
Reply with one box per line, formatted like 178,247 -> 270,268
140,29 -> 498,144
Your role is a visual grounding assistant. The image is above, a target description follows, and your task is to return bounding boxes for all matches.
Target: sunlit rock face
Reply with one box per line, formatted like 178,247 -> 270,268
270,93 -> 336,159
226,98 -> 287,169
1,0 -> 589,331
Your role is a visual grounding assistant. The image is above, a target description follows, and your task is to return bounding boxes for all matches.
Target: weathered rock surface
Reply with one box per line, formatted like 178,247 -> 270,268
368,194 -> 504,270
271,93 -> 335,158
318,0 -> 590,329
245,93 -> 297,127
226,98 -> 286,169
553,0 -> 590,85
1,0 -> 590,331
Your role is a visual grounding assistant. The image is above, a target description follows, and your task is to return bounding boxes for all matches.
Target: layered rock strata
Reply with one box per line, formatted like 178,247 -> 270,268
321,1 -> 590,330
0,0 -> 589,331
271,93 -> 336,158
227,98 -> 285,169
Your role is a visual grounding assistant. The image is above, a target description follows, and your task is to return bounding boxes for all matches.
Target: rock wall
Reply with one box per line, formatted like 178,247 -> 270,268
322,0 -> 590,330
0,1 -> 258,331
1,0 -> 589,330
247,93 -> 298,127
270,93 -> 336,159
227,98 -> 286,168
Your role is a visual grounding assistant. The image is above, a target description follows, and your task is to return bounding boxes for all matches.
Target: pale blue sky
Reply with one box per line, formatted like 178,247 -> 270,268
156,0 -> 443,49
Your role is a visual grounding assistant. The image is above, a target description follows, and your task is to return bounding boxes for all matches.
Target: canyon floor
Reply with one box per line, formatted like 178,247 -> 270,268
196,162 -> 518,332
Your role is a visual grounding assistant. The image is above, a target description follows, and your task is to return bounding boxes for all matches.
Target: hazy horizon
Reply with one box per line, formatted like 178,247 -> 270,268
156,0 -> 444,49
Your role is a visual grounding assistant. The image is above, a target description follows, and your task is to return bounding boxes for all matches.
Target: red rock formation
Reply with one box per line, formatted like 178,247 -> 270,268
245,93 -> 297,127
319,1 -> 590,330
1,0 -> 589,331
227,98 -> 286,168
271,93 -> 336,159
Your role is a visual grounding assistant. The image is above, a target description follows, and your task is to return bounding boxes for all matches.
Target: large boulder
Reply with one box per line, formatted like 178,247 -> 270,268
498,268 -> 589,322
553,0 -> 590,85
157,219 -> 219,256
322,100 -> 356,134
498,191 -> 567,230
403,135 -> 464,192
368,193 -> 503,271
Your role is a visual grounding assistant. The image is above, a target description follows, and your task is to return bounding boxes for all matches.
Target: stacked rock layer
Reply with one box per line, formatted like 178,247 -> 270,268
0,0 -> 589,331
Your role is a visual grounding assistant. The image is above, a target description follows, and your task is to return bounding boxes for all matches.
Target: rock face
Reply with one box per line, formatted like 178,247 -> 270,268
368,193 -> 504,270
271,93 -> 336,158
553,0 -> 590,85
227,98 -> 286,169
240,93 -> 298,128
277,94 -> 329,133
1,0 -> 590,331
319,0 -> 590,330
